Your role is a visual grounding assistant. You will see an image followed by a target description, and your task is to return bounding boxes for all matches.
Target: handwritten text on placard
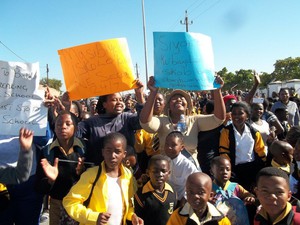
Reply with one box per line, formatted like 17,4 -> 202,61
58,38 -> 137,100
154,32 -> 219,91
0,61 -> 47,135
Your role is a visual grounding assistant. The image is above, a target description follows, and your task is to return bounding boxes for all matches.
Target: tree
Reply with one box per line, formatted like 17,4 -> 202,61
273,57 -> 300,81
259,72 -> 273,88
40,78 -> 62,91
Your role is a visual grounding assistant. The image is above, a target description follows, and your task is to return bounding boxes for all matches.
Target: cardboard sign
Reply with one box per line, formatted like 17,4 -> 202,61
0,61 -> 47,135
154,32 -> 219,91
58,38 -> 137,100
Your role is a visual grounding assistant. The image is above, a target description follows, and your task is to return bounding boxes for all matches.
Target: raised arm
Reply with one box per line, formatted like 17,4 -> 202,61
245,71 -> 261,104
212,76 -> 226,121
139,76 -> 158,123
134,80 -> 145,104
0,128 -> 34,184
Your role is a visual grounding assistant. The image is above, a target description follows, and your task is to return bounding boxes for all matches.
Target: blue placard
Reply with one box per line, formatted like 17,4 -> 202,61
154,32 -> 220,91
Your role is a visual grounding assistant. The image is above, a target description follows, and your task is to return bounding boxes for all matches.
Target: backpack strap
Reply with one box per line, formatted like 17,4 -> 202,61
83,165 -> 102,207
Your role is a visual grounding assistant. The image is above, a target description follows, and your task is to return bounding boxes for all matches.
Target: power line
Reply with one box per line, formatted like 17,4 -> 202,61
169,0 -> 206,31
192,0 -> 222,21
0,40 -> 27,62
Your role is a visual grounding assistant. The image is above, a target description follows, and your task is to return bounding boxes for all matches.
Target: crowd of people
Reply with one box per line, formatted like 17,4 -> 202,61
1,74 -> 300,225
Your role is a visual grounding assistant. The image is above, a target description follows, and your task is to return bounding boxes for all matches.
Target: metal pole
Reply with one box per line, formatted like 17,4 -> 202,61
46,64 -> 49,86
141,0 -> 149,84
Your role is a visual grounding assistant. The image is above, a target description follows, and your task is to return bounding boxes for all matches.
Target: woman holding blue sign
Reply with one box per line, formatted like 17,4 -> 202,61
140,76 -> 225,168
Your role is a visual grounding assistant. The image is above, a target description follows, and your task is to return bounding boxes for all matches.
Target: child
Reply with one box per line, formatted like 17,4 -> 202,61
35,110 -> 86,225
164,131 -> 199,206
219,101 -> 266,192
274,107 -> 290,141
167,172 -> 231,225
123,145 -> 143,181
134,155 -> 177,225
254,167 -> 298,225
269,140 -> 294,175
63,132 -> 143,225
210,156 -> 256,225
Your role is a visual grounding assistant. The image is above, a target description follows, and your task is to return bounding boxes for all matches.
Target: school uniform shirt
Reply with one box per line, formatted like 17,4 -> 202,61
167,202 -> 231,225
35,137 -> 85,200
169,152 -> 199,200
254,202 -> 296,225
134,181 -> 177,225
219,123 -> 266,166
63,162 -> 135,225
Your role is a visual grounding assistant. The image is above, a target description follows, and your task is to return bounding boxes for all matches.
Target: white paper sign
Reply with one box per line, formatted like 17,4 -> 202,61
0,61 -> 47,135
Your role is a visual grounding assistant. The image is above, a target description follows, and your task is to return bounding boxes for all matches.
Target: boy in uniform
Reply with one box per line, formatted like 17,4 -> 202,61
134,154 -> 177,225
254,167 -> 300,225
167,172 -> 231,225
63,132 -> 143,225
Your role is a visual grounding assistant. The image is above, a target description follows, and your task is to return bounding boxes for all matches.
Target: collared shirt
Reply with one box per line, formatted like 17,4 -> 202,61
255,202 -> 293,225
271,159 -> 290,174
142,180 -> 174,194
180,202 -> 224,225
48,138 -> 84,156
169,152 -> 199,200
233,124 -> 255,165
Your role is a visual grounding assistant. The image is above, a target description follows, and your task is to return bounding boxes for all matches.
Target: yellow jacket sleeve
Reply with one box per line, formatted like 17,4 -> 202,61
254,132 -> 267,161
219,128 -> 231,161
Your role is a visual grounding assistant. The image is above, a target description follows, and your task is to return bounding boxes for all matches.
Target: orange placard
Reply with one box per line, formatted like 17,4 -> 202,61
58,38 -> 137,100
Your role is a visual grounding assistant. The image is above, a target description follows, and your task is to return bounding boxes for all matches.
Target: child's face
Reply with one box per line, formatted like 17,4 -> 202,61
211,159 -> 231,184
186,174 -> 212,213
164,136 -> 184,159
255,176 -> 291,219
102,139 -> 126,171
231,106 -> 248,128
55,114 -> 75,141
103,93 -> 124,115
147,160 -> 170,191
124,155 -> 137,168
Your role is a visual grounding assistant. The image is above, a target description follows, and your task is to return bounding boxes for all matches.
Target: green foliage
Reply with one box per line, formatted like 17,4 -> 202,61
218,68 -> 254,92
40,77 -> 62,91
273,57 -> 300,81
218,57 -> 300,91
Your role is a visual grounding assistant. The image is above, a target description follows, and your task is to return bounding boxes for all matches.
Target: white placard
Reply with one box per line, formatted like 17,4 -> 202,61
0,61 -> 47,135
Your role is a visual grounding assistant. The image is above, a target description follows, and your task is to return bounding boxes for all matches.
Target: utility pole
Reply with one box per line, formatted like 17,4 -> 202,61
46,64 -> 49,86
180,10 -> 193,32
141,0 -> 149,85
135,63 -> 140,79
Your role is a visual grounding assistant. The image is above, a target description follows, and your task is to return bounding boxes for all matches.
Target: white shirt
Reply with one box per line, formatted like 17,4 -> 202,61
250,120 -> 270,154
106,175 -> 123,225
233,124 -> 255,165
169,152 -> 199,200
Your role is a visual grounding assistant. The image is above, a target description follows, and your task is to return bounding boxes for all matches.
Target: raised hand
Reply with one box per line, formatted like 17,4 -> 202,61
19,128 -> 34,152
41,158 -> 59,183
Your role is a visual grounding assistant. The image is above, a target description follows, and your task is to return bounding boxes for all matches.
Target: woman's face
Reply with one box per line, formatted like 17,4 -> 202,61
251,103 -> 264,120
279,89 -> 289,103
154,93 -> 165,116
168,94 -> 187,114
103,93 -> 124,115
231,106 -> 248,128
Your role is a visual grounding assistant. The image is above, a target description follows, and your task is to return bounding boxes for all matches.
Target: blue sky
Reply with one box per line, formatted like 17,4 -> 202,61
1,0 -> 300,91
